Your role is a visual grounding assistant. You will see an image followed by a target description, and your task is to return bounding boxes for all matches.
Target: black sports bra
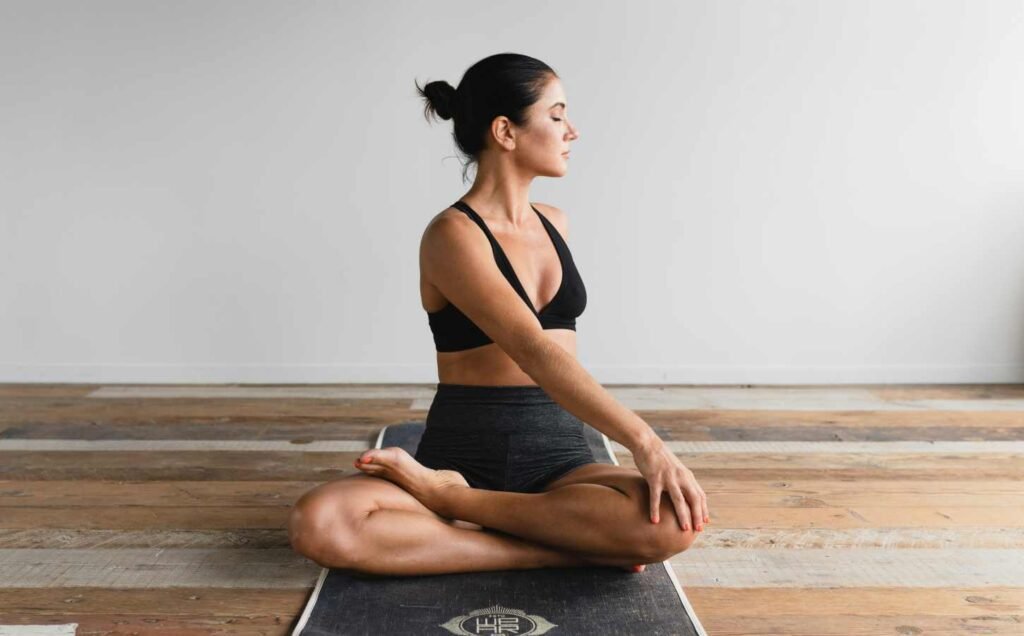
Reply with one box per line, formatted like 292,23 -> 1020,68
427,200 -> 587,352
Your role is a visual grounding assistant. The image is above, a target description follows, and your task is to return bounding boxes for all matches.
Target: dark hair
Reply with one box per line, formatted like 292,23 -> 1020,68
415,53 -> 557,183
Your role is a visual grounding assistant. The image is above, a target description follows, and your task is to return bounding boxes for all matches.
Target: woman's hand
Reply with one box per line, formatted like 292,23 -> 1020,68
632,437 -> 709,531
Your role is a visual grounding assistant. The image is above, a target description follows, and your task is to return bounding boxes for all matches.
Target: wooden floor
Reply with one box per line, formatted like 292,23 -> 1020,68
1,383 -> 1022,635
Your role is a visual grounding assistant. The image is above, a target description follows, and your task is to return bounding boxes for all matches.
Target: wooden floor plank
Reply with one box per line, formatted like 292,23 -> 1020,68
0,587 -> 308,615
4,439 -> 1023,454
641,409 -> 1024,431
652,422 -> 1024,441
694,615 -> 1024,635
88,385 -> 435,399
872,385 -> 1024,400
4,479 -> 1019,508
4,527 -> 1024,550
0,420 -> 384,442
2,587 -> 1022,636
2,506 -> 1020,530
0,384 -> 98,398
685,587 -> 1024,616
0,451 -> 358,481
617,452 -> 1024,479
2,450 -> 1021,481
0,507 -> 290,530
0,480 -> 319,506
0,609 -> 1019,636
0,397 -> 418,425
70,382 -> 1024,403
0,440 -> 372,452
702,479 -> 1024,496
668,548 -> 1024,587
410,390 -> 1024,411
6,415 -> 1024,443
3,547 -> 1020,589
0,548 -> 319,588
0,614 -> 292,635
649,440 -> 1024,453
5,390 -> 1024,428
0,528 -> 289,550
681,527 -> 1024,549
4,586 -> 1019,617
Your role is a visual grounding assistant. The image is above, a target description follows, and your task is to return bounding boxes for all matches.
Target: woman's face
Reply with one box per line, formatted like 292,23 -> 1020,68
516,75 -> 580,177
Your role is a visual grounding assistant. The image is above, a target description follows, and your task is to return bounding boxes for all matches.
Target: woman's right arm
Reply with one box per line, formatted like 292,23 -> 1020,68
421,214 -> 709,530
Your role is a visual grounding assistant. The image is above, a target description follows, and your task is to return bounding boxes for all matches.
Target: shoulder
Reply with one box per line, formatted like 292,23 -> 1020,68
531,202 -> 569,239
420,206 -> 487,260
423,205 -> 476,237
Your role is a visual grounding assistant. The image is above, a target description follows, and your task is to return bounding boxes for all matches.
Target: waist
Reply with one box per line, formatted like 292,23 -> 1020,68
426,383 -> 582,434
433,382 -> 554,404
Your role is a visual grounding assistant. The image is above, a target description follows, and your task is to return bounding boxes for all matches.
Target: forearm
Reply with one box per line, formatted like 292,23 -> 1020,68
516,336 -> 660,453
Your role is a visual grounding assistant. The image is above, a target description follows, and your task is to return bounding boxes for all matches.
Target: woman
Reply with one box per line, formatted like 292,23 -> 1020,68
288,53 -> 708,577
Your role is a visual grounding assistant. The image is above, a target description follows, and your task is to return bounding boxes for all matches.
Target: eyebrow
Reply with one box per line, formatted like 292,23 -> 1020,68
550,101 -> 566,109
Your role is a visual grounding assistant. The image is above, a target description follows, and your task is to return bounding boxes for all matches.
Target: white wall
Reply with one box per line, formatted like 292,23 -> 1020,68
3,0 -> 1023,385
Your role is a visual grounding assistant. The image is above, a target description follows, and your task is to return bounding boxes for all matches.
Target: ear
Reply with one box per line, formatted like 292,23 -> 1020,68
490,115 -> 516,151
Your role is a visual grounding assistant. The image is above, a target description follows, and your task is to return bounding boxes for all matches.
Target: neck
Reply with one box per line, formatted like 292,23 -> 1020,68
461,155 -> 535,228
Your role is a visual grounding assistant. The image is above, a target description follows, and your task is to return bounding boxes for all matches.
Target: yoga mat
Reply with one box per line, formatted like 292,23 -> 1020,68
292,421 -> 707,635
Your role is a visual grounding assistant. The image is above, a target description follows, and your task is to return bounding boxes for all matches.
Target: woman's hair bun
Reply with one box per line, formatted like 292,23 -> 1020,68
417,79 -> 457,121
416,54 -> 557,184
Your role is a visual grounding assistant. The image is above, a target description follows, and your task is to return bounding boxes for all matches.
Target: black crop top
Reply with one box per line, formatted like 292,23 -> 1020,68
427,200 -> 587,352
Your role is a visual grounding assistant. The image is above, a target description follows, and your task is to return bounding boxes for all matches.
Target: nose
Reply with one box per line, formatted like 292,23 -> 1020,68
566,119 -> 579,141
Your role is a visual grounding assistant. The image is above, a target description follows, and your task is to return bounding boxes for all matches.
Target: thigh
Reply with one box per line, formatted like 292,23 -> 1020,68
539,463 -> 645,498
297,473 -> 444,522
295,473 -> 483,530
542,463 -> 700,531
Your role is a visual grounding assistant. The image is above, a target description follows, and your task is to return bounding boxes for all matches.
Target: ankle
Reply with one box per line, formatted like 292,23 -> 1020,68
427,482 -> 464,519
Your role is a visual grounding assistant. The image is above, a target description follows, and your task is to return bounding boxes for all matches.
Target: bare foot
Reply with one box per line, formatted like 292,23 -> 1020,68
354,447 -> 469,515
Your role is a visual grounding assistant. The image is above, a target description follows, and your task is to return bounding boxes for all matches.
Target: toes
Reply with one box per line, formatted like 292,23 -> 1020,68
354,446 -> 415,473
360,448 -> 400,462
354,457 -> 379,470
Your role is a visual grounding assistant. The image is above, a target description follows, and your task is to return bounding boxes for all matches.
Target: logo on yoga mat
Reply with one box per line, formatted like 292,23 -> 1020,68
439,604 -> 558,635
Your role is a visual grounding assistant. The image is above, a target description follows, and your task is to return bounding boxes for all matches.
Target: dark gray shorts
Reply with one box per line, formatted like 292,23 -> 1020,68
413,383 -> 597,493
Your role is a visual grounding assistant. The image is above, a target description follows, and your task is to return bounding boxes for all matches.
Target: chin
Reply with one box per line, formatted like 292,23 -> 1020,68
542,163 -> 568,178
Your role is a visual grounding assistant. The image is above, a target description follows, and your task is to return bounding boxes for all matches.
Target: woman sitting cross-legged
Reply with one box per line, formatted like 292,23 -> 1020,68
288,52 -> 709,577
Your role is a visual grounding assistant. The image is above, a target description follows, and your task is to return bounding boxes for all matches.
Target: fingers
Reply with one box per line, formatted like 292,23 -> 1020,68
688,486 -> 703,531
699,486 -> 710,525
669,488 -> 693,531
646,458 -> 711,530
649,484 -> 662,524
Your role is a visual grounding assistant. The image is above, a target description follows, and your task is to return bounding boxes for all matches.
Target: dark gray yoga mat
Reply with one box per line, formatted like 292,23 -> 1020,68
292,421 -> 707,635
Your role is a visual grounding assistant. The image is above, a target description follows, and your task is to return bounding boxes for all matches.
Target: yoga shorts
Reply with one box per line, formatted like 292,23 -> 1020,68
413,383 -> 598,493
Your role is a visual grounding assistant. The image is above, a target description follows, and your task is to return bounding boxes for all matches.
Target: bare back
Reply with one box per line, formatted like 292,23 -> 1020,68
419,201 -> 577,386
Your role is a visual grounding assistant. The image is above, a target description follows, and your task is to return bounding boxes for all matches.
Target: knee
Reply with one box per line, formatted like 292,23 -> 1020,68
621,483 -> 700,563
647,522 -> 698,562
629,519 -> 697,564
643,496 -> 700,561
288,492 -> 364,569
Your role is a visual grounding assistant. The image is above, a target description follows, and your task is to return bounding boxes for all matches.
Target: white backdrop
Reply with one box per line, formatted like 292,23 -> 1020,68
3,0 -> 1023,384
